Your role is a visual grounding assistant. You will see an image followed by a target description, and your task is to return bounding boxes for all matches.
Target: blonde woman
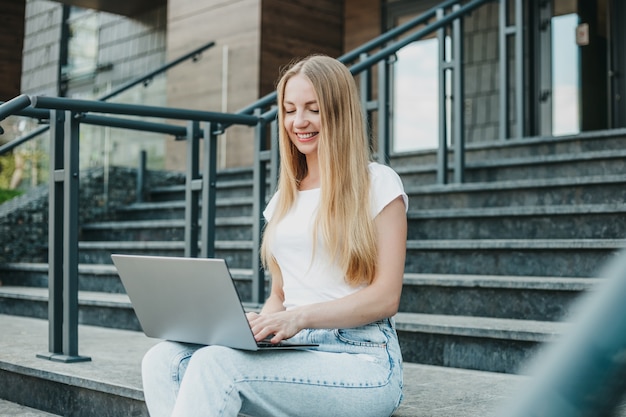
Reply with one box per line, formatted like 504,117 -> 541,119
142,55 -> 408,417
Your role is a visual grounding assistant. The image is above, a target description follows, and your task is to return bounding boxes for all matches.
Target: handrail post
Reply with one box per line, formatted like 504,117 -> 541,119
452,3 -> 465,183
377,57 -> 391,165
269,108 -> 279,194
184,121 -> 201,257
251,109 -> 267,305
359,53 -> 372,148
136,150 -> 147,203
514,0 -> 524,139
499,0 -> 510,139
37,110 -> 90,363
437,7 -> 449,184
200,122 -> 218,258
40,110 -> 64,357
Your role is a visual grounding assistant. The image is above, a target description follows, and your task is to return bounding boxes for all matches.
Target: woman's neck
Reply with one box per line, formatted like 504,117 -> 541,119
300,154 -> 320,190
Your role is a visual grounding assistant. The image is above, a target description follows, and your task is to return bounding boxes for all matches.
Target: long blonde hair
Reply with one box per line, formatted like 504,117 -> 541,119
261,55 -> 377,286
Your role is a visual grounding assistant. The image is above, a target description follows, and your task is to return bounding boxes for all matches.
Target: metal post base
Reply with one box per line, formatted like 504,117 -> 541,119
36,352 -> 92,363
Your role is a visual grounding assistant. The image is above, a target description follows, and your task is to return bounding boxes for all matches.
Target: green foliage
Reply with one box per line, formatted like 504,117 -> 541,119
0,153 -> 16,190
0,187 -> 22,204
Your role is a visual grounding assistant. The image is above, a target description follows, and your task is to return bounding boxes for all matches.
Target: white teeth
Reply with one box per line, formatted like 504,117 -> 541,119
297,132 -> 316,139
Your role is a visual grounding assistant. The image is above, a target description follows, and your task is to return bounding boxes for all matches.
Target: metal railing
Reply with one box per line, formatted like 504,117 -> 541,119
0,94 -> 260,362
0,0 -> 515,361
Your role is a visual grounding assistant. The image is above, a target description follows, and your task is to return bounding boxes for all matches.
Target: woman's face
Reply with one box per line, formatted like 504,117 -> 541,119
283,73 -> 321,157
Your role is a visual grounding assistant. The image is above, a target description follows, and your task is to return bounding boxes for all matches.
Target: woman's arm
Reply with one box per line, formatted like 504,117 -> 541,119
260,266 -> 286,315
246,260 -> 286,322
248,196 -> 407,343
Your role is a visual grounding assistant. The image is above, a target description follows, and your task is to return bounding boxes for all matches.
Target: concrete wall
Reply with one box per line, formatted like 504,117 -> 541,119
21,0 -> 64,96
0,166 -> 183,263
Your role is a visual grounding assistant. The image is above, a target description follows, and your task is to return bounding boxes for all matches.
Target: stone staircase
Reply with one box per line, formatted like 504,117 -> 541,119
1,132 -> 625,379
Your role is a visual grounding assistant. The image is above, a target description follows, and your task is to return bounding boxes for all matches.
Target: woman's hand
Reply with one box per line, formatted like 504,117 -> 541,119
246,310 -> 302,344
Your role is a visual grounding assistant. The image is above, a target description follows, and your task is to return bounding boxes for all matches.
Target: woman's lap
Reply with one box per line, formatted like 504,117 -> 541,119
142,321 -> 403,417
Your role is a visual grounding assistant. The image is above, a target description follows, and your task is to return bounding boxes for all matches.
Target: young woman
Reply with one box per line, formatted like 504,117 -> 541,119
142,54 -> 408,417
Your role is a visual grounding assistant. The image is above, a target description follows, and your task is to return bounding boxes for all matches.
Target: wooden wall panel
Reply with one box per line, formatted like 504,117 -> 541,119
259,0 -> 343,96
344,0 -> 380,54
166,0 -> 261,169
0,1 -> 26,101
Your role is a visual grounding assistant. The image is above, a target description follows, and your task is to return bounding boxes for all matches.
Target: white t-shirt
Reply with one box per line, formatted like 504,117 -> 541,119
263,162 -> 408,310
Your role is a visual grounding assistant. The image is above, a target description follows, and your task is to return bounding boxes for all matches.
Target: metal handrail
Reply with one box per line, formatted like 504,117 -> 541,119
257,0 -> 494,123
0,40 -> 216,156
0,94 -> 32,121
97,41 -> 215,101
18,95 -> 259,362
30,96 -> 258,126
240,0 -> 492,118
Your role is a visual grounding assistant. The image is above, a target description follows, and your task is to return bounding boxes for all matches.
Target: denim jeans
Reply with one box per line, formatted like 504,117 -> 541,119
142,318 -> 404,417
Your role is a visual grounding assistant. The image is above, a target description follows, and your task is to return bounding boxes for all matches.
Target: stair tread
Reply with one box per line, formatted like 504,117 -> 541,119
0,314 -> 532,417
0,286 -> 568,341
0,399 -> 60,416
409,202 -> 626,218
77,240 -> 253,249
406,173 -> 626,194
82,216 -> 252,229
395,148 -> 626,175
117,195 -> 253,211
403,273 -> 602,289
406,238 -> 626,249
0,262 -> 601,289
395,312 -> 569,341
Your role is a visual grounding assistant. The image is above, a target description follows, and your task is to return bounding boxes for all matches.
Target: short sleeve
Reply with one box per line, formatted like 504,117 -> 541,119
369,162 -> 408,217
263,191 -> 280,221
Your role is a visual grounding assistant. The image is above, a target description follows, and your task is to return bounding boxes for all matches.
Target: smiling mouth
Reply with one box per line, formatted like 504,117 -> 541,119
296,132 -> 318,141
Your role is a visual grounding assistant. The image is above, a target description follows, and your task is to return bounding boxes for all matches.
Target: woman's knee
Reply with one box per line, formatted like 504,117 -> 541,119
142,341 -> 197,379
184,345 -> 243,379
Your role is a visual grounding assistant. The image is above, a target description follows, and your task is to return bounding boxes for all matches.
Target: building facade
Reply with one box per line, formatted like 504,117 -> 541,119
1,0 -> 624,174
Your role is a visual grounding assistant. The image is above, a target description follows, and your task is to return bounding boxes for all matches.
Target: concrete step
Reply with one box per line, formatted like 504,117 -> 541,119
400,273 -> 601,321
0,314 -> 526,417
115,196 -> 253,220
390,129 -> 626,169
408,203 -> 626,240
1,263 -> 599,320
81,217 -> 253,241
91,201 -> 626,243
0,286 -> 574,372
0,399 -> 60,416
0,262 -> 127,293
76,240 -> 253,268
2,314 -> 624,416
397,148 -> 626,185
395,312 -> 567,373
405,238 -> 626,277
149,178 -> 255,201
406,174 -> 626,210
0,262 -> 257,300
70,237 -> 626,276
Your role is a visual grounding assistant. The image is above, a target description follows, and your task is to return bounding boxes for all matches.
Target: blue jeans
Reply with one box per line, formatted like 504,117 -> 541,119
142,318 -> 404,417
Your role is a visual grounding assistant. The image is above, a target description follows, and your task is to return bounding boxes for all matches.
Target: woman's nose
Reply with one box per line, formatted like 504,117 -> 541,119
294,111 -> 308,127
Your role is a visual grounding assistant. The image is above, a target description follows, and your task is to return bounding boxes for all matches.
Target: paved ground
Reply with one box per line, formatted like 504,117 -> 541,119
0,399 -> 59,416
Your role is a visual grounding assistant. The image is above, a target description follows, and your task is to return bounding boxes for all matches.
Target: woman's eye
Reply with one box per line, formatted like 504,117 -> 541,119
285,109 -> 296,114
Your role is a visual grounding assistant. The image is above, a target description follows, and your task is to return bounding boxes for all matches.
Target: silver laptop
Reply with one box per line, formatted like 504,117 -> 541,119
111,254 -> 317,351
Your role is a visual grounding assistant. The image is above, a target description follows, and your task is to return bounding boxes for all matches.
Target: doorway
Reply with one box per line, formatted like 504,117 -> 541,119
536,0 -> 626,135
